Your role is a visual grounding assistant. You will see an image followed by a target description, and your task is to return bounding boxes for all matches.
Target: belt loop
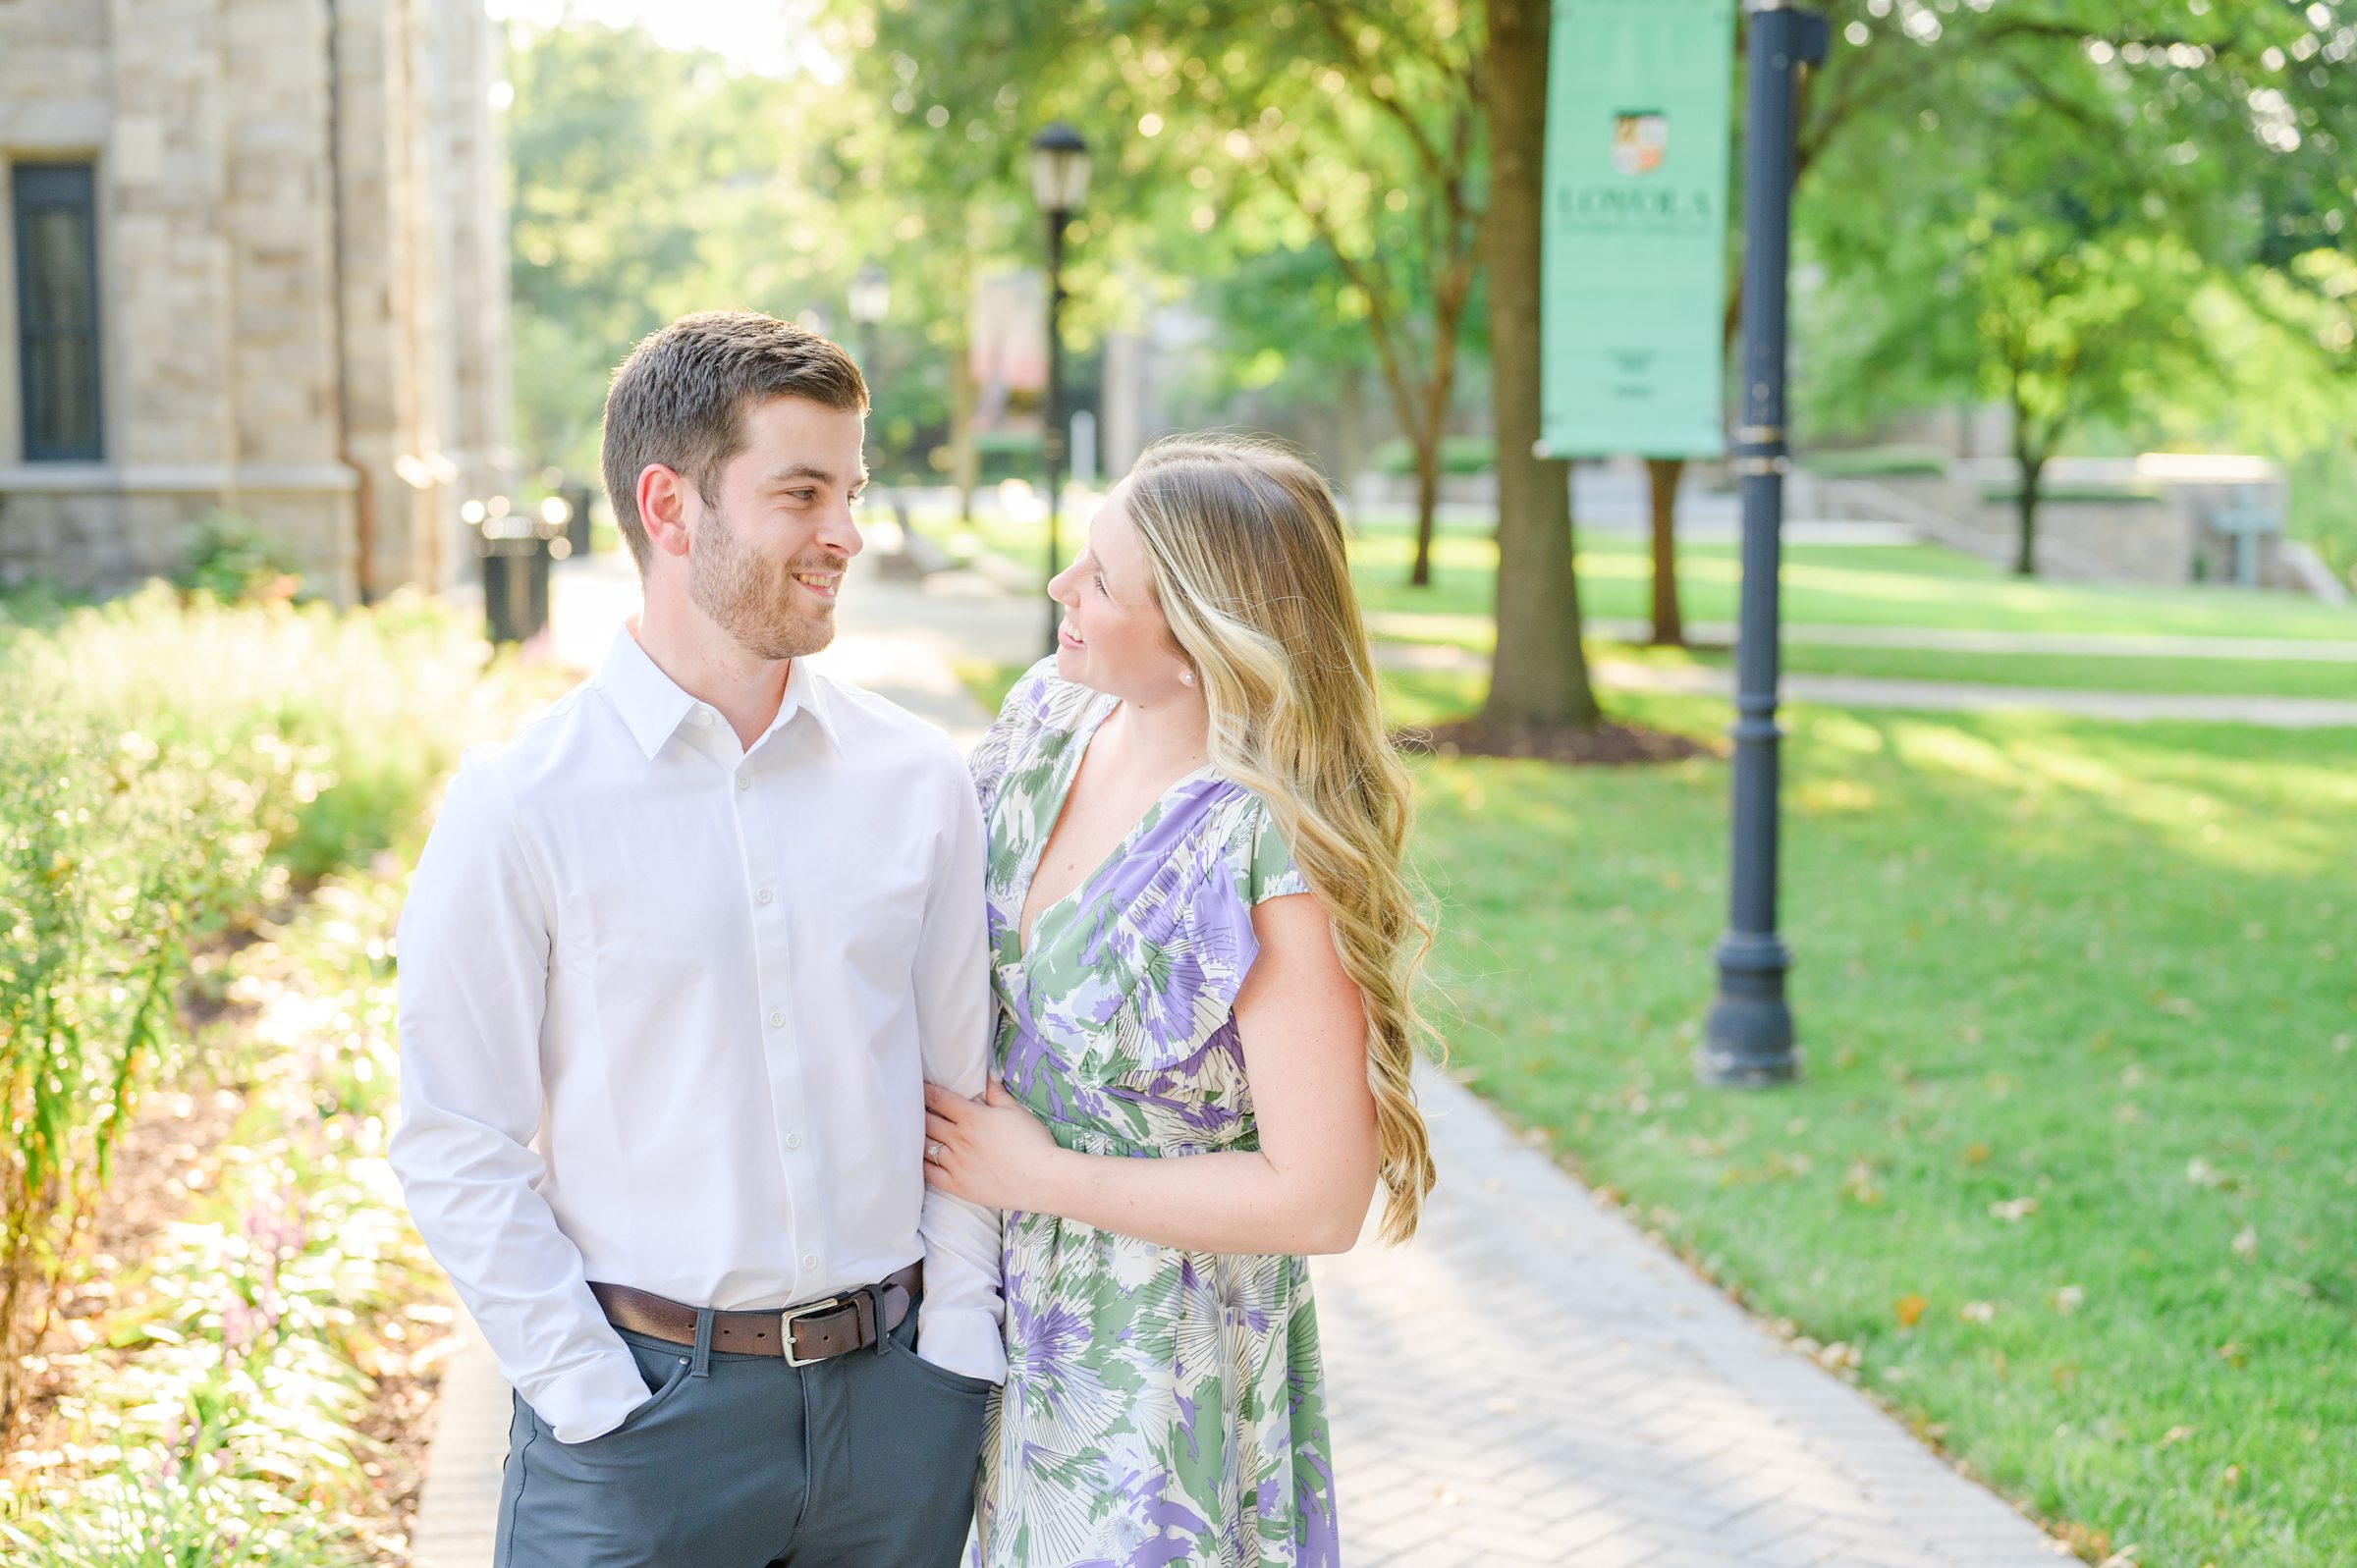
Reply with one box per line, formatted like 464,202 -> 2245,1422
690,1304 -> 716,1379
864,1283 -> 890,1358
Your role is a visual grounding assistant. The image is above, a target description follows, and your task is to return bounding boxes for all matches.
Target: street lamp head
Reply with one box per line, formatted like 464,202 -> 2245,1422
848,261 -> 891,327
1029,121 -> 1091,215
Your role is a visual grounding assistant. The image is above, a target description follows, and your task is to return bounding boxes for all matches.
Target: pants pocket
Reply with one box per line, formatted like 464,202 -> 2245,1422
884,1307 -> 997,1397
604,1336 -> 697,1437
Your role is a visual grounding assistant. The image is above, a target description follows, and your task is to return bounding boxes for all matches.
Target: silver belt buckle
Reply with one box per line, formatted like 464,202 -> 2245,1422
781,1294 -> 848,1368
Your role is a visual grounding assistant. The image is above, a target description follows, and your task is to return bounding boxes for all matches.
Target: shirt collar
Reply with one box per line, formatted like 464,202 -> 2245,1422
594,624 -> 843,761
777,653 -> 843,756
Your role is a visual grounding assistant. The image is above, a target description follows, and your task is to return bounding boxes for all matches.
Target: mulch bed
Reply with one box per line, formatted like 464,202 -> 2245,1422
1398,719 -> 1721,766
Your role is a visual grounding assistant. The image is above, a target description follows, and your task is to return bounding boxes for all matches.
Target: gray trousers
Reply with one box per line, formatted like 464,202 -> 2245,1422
494,1299 -> 992,1568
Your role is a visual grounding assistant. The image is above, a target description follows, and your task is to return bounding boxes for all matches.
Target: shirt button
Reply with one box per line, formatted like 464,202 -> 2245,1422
693,707 -> 715,727
768,1008 -> 786,1028
800,1254 -> 818,1271
738,775 -> 751,790
785,1130 -> 804,1150
756,887 -> 773,905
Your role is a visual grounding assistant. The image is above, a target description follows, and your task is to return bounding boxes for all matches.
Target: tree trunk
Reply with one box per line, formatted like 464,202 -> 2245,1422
1481,0 -> 1600,730
2009,389 -> 2042,576
1409,432 -> 1441,587
2014,451 -> 2043,577
1644,456 -> 1684,646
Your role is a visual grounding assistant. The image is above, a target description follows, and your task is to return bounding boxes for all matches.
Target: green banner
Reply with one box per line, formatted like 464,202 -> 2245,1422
1541,0 -> 1735,459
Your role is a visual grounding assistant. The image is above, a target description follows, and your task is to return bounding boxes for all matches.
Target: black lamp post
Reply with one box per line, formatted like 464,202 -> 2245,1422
1029,121 -> 1090,655
847,260 -> 895,531
1698,1 -> 1829,1088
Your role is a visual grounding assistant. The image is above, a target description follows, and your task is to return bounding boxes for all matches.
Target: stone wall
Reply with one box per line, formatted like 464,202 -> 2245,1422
0,0 -> 510,603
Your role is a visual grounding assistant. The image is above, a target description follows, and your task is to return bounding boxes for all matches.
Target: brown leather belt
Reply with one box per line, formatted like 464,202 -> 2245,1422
588,1263 -> 921,1367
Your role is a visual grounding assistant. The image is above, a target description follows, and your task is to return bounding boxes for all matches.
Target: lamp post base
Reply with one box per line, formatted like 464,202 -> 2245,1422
1697,932 -> 1797,1087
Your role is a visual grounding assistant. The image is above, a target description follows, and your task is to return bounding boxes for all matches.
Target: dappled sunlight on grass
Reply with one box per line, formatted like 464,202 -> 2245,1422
1889,719 -> 2039,790
1410,697 -> 2356,1566
1362,609 -> 1496,649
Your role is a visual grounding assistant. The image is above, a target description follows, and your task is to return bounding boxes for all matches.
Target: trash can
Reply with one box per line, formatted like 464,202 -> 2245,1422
564,481 -> 596,558
475,505 -> 559,645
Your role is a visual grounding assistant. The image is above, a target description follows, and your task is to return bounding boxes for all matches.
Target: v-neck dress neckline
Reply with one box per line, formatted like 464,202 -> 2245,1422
1013,691 -> 1218,963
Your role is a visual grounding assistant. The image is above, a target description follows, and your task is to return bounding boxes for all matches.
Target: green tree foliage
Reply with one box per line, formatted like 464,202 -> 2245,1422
813,4 -> 1077,511
850,0 -> 1487,585
1812,133 -> 2216,573
1794,1 -> 2357,573
506,22 -> 878,476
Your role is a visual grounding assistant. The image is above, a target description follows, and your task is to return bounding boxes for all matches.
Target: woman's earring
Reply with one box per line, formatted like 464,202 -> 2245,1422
1178,669 -> 1195,686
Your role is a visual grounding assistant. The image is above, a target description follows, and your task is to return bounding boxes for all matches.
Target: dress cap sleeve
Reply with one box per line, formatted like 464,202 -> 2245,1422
1235,795 -> 1311,905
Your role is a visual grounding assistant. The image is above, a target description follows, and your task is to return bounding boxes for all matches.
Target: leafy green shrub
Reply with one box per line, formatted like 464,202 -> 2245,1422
1799,444 -> 1952,479
175,513 -> 307,606
0,586 -> 527,1431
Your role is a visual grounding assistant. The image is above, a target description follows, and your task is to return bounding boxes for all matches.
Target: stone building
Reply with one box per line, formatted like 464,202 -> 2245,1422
0,0 -> 512,603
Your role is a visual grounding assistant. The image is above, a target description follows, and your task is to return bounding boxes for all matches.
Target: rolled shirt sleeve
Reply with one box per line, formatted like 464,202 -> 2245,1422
389,752 -> 650,1443
909,751 -> 1008,1382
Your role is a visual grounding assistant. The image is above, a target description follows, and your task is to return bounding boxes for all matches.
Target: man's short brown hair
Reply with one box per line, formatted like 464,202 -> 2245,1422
600,310 -> 869,571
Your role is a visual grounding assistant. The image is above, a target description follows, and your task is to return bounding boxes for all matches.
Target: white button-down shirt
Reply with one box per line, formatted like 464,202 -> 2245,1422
391,626 -> 1002,1443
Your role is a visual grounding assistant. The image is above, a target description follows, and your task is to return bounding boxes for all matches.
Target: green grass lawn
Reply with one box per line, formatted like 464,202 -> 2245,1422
1343,526 -> 2357,643
941,498 -> 2353,644
1710,645 -> 2357,702
940,506 -> 2357,704
1382,633 -> 2357,701
1403,678 -> 2355,1566
956,655 -> 2356,1564
1346,514 -> 2357,698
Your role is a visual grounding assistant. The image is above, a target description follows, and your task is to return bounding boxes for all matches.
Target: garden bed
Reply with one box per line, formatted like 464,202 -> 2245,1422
0,586 -> 555,1560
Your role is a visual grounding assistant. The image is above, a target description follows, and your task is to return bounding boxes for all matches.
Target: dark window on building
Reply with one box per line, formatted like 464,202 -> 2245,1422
14,163 -> 103,461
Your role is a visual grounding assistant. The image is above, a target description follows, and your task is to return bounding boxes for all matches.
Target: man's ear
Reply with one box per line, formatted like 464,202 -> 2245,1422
637,463 -> 696,561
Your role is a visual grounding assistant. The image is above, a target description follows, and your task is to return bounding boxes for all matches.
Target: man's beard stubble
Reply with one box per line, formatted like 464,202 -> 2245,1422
689,502 -> 840,663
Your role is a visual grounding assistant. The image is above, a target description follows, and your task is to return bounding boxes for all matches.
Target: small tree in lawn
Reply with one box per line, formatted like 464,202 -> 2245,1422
1959,214 -> 2212,574
1803,65 -> 2220,578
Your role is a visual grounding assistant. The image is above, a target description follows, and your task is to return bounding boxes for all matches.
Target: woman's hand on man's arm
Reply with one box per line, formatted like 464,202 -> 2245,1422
922,892 -> 1378,1257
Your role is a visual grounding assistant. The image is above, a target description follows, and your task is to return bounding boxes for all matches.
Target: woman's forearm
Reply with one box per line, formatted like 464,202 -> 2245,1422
1026,1145 -> 1371,1256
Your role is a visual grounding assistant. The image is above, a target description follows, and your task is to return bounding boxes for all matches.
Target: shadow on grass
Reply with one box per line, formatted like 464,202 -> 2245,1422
1408,686 -> 2357,1566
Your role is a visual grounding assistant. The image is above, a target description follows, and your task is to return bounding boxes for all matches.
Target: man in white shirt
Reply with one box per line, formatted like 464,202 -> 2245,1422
392,311 -> 1002,1567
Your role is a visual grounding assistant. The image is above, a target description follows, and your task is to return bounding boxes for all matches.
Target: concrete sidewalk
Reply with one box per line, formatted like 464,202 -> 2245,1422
411,550 -> 2066,1566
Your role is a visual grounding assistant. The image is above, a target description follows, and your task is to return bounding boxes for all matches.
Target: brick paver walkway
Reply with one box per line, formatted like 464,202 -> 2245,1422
1320,1074 -> 2059,1567
411,551 -> 2066,1566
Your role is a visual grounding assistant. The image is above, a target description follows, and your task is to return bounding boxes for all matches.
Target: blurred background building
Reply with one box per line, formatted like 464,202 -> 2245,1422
0,0 -> 513,602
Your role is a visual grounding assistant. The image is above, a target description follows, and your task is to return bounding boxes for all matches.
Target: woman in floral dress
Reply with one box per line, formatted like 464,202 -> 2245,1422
922,437 -> 1438,1567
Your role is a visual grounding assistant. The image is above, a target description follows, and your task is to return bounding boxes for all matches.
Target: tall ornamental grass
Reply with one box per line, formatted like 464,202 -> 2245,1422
0,585 -> 521,1433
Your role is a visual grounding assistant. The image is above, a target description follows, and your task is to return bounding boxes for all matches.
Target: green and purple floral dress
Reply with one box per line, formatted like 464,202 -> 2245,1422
967,659 -> 1340,1568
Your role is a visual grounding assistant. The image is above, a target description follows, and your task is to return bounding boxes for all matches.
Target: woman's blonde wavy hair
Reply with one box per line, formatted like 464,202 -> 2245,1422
1123,434 -> 1438,1243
